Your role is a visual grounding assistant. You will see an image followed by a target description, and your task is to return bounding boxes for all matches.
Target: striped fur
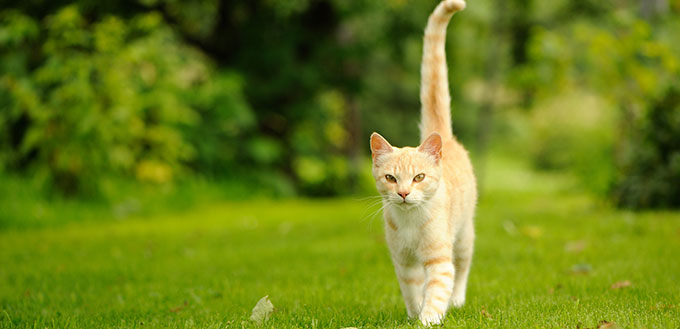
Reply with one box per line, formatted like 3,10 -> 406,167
420,0 -> 465,142
369,0 -> 475,326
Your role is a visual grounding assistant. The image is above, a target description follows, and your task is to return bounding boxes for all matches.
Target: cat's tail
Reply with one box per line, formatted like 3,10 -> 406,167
419,0 -> 465,142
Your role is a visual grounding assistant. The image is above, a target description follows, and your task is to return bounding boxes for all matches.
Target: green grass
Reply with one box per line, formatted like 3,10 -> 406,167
0,174 -> 272,231
1,160 -> 679,328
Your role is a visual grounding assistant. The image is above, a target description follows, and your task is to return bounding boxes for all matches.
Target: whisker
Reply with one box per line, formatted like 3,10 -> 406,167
361,202 -> 385,222
364,203 -> 388,229
353,195 -> 384,201
359,198 -> 385,223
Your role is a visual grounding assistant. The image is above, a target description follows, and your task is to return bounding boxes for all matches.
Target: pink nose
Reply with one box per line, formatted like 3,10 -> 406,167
398,191 -> 410,199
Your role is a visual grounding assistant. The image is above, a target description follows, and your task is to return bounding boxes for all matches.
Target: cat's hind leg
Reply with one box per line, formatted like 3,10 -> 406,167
450,221 -> 474,308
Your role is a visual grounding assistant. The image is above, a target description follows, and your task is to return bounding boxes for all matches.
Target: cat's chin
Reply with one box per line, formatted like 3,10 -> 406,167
387,200 -> 421,210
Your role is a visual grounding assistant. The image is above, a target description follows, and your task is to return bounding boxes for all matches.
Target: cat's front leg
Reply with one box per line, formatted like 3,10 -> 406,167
393,260 -> 425,318
418,242 -> 455,326
386,225 -> 425,318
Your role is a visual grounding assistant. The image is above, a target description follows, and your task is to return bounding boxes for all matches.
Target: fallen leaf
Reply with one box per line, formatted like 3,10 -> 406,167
250,295 -> 274,323
565,240 -> 587,253
502,220 -> 518,236
170,300 -> 188,313
521,225 -> 543,239
548,283 -> 563,294
480,306 -> 492,319
610,280 -> 631,289
597,320 -> 619,329
569,263 -> 592,275
650,303 -> 678,310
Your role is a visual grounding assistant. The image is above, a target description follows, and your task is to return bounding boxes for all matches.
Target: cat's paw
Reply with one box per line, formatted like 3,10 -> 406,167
419,310 -> 444,326
450,294 -> 465,308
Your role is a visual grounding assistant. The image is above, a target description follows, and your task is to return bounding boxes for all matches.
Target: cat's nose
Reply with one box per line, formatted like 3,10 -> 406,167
398,191 -> 410,199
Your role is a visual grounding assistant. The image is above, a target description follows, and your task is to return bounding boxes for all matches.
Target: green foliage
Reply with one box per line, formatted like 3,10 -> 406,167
0,7 -> 252,194
291,90 -> 353,195
184,72 -> 255,175
520,12 -> 680,205
526,17 -> 678,106
528,90 -> 617,196
1,0 -> 680,206
613,85 -> 680,208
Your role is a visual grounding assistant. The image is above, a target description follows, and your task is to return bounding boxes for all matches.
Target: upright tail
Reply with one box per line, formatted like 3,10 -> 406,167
419,0 -> 465,142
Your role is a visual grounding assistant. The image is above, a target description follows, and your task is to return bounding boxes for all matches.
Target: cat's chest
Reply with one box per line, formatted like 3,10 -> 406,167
390,210 -> 424,248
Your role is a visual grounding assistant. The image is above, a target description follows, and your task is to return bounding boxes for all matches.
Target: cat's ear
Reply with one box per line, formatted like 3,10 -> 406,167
418,132 -> 442,162
370,132 -> 393,159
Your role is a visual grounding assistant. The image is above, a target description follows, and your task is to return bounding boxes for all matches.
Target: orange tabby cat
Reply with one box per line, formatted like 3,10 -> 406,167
369,0 -> 476,325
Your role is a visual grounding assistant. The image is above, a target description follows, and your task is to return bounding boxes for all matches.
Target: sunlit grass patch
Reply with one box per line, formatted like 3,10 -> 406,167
1,160 -> 679,328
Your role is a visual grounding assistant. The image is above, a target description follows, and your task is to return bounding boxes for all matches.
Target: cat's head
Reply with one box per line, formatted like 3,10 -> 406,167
370,132 -> 442,208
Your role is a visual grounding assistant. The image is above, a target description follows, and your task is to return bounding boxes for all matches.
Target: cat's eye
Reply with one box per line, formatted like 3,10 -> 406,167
413,173 -> 425,182
385,174 -> 397,183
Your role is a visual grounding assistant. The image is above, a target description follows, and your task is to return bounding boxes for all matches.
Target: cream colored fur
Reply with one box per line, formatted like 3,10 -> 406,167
369,0 -> 476,326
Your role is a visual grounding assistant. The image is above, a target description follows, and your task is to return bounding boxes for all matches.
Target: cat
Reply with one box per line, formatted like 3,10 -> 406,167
369,0 -> 476,326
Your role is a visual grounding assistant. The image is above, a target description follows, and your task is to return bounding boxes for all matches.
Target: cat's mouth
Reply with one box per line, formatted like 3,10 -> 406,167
383,195 -> 418,207
390,197 -> 409,205
394,199 -> 417,207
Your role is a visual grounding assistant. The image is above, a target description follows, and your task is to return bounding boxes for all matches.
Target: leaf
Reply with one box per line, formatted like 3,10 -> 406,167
610,280 -> 631,289
250,295 -> 274,323
520,225 -> 543,239
480,306 -> 492,319
169,300 -> 188,313
565,240 -> 587,253
597,320 -> 619,329
569,263 -> 592,275
548,283 -> 563,294
502,220 -> 518,236
19,126 -> 44,155
650,303 -> 677,311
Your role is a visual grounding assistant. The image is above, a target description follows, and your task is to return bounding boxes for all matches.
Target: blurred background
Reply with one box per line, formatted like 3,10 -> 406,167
1,0 -> 679,229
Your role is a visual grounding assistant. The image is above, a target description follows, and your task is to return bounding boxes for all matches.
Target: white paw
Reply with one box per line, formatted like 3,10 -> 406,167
450,294 -> 465,308
407,309 -> 418,319
419,310 -> 443,326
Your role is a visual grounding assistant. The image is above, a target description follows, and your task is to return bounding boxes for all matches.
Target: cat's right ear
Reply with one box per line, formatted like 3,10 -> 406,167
370,132 -> 393,160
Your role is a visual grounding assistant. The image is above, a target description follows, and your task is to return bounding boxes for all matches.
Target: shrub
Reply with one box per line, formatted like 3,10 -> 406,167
529,89 -> 617,196
613,85 -> 680,208
0,7 -> 252,195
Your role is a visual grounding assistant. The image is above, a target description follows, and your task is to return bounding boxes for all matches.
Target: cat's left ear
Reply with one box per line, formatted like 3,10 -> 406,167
370,132 -> 393,160
419,133 -> 442,162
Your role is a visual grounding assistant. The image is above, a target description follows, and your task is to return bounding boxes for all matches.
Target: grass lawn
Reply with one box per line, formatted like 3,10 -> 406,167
1,161 -> 679,328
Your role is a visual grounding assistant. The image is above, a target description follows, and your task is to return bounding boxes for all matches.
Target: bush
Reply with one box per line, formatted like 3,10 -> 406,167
0,7 -> 252,195
529,89 -> 617,196
613,85 -> 680,208
524,17 -> 680,207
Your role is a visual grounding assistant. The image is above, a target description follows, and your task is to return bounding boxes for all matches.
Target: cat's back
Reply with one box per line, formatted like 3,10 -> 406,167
441,137 -> 476,198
